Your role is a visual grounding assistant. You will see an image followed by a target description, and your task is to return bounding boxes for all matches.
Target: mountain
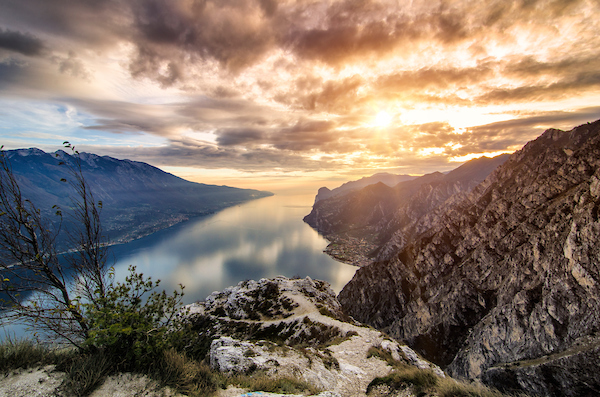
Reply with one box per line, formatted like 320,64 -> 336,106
338,120 -> 600,396
3,148 -> 272,247
303,155 -> 509,266
314,172 -> 417,203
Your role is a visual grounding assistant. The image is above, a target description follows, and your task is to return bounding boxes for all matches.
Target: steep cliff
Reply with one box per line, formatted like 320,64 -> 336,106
339,120 -> 600,396
304,155 -> 508,266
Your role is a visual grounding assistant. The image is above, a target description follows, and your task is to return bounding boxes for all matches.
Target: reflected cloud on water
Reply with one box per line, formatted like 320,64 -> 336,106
110,195 -> 356,304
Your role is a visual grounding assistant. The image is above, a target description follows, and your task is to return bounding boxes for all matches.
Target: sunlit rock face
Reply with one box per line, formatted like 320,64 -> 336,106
184,276 -> 443,396
339,120 -> 600,396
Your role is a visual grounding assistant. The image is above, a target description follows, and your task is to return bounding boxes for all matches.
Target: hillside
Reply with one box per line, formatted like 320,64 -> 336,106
3,148 -> 272,247
4,276 -> 503,397
304,155 -> 509,266
314,173 -> 417,203
338,120 -> 600,396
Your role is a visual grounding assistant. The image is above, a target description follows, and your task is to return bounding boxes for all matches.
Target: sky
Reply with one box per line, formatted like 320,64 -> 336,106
1,0 -> 600,193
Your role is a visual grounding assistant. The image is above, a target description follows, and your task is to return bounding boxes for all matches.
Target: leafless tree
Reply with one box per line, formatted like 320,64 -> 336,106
0,143 -> 108,347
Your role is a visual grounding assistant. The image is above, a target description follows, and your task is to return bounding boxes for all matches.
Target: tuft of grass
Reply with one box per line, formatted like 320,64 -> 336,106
225,371 -> 321,395
367,345 -> 406,369
367,366 -> 438,395
154,348 -> 221,397
0,338 -> 74,373
437,377 -> 514,397
62,351 -> 113,397
366,365 -> 519,397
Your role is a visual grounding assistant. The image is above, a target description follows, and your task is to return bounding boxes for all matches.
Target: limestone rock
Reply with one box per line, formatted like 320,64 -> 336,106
339,120 -> 600,396
186,276 -> 443,396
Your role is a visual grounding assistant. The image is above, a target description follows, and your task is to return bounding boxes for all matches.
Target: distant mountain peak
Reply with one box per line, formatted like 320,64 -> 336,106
12,148 -> 46,157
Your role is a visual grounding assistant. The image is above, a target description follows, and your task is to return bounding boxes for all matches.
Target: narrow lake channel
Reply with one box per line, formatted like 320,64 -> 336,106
2,194 -> 356,339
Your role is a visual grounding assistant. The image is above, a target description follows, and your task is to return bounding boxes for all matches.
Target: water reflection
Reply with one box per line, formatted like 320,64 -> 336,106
109,194 -> 356,304
2,194 -> 355,339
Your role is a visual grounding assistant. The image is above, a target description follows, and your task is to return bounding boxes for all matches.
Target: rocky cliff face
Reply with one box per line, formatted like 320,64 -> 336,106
338,120 -> 600,396
304,155 -> 508,266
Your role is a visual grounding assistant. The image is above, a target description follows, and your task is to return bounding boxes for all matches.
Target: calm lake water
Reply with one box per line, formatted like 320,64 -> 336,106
109,193 -> 356,303
2,194 -> 356,339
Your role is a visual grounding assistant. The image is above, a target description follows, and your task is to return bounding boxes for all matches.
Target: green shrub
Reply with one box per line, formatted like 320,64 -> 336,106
83,266 -> 187,371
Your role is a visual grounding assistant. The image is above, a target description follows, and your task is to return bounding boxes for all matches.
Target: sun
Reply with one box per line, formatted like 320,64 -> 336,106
374,110 -> 393,127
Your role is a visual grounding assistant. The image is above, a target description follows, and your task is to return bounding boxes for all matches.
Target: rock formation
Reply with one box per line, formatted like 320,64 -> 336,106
338,120 -> 600,396
304,155 -> 508,266
184,276 -> 444,396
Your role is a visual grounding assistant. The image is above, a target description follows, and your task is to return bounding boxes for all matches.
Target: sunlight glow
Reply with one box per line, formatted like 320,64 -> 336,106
450,150 -> 514,162
374,111 -> 393,127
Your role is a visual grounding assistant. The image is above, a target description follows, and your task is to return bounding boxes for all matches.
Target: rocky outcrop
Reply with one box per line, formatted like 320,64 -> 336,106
338,120 -> 600,395
185,276 -> 443,396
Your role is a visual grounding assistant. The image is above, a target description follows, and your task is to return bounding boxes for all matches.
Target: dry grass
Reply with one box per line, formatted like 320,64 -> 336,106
154,348 -> 221,397
224,371 -> 321,395
0,338 -> 74,373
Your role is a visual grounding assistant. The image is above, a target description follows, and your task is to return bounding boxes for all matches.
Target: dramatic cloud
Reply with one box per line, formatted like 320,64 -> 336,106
0,0 -> 599,188
0,28 -> 46,56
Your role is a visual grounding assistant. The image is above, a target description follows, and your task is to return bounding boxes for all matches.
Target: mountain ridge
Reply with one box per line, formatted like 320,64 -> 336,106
3,148 -> 273,247
314,172 -> 417,203
303,154 -> 509,266
338,119 -> 600,396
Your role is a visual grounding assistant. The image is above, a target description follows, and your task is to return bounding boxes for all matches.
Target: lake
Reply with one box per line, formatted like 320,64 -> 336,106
1,194 -> 356,339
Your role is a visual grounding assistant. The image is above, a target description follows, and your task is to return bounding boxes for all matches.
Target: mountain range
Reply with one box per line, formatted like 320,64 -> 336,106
304,154 -> 509,266
3,148 -> 272,248
314,120 -> 600,396
313,173 -> 417,203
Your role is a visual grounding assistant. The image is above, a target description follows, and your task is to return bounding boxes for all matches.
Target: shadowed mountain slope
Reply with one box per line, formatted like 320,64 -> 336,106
338,120 -> 600,396
304,155 -> 509,265
3,148 -> 272,247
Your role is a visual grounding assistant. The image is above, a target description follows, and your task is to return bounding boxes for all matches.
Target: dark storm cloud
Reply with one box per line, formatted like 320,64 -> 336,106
298,75 -> 364,111
126,0 -> 277,78
69,95 -> 281,139
216,128 -> 265,146
0,28 -> 46,56
0,0 -> 129,46
93,138 -> 338,173
273,120 -> 340,151
212,119 -> 358,153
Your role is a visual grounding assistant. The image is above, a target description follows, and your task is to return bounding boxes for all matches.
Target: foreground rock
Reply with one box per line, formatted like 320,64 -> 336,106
0,276 -> 445,397
186,276 -> 444,396
339,120 -> 600,396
